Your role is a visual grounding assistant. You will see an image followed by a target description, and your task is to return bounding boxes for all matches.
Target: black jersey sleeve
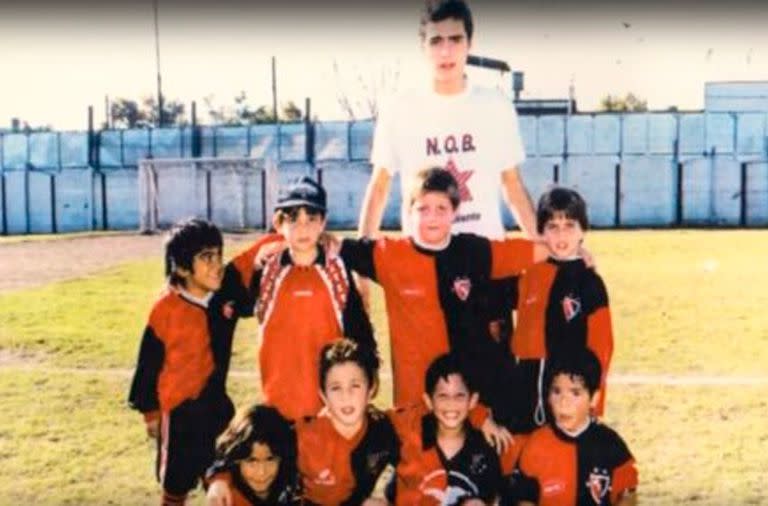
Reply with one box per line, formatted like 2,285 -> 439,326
342,263 -> 377,351
127,325 -> 165,414
581,271 -> 609,316
339,238 -> 378,281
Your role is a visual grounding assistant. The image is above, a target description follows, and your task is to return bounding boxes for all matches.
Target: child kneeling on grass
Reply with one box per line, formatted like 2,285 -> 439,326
128,218 -> 236,505
504,349 -> 638,506
207,338 -> 398,506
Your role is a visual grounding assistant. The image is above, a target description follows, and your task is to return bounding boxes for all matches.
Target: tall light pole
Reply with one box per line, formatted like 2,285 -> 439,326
153,0 -> 164,127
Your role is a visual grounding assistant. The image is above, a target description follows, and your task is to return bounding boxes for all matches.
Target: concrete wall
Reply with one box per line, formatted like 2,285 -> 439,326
2,111 -> 767,234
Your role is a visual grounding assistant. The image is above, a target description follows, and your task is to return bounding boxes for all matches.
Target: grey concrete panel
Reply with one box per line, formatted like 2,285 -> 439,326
745,161 -> 768,225
122,130 -> 151,167
209,168 -> 248,228
537,116 -> 565,156
315,121 -> 349,161
278,123 -> 307,162
4,171 -> 28,233
2,134 -> 28,170
567,115 -> 593,154
560,155 -> 617,227
736,113 -> 767,154
200,127 -> 217,158
682,158 -> 713,223
621,114 -> 647,154
648,114 -> 677,154
319,161 -> 372,228
99,131 -> 123,167
518,115 -> 537,157
620,155 -> 676,226
381,171 -> 403,229
593,115 -> 620,154
56,168 -> 94,232
502,156 -> 561,229
679,114 -> 705,154
105,170 -> 139,229
28,171 -> 53,233
710,157 -> 741,224
214,127 -> 249,158
349,121 -> 374,161
155,165 -> 201,228
706,97 -> 768,112
60,132 -> 89,168
705,113 -> 735,154
242,167 -> 266,229
249,125 -> 278,159
29,133 -> 59,169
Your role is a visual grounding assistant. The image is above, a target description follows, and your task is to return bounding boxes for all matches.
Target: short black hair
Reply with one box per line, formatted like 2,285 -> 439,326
164,218 -> 223,286
536,186 -> 589,235
214,404 -> 297,501
424,353 -> 475,396
544,349 -> 602,397
410,166 -> 461,210
419,0 -> 474,42
275,205 -> 327,224
319,338 -> 380,393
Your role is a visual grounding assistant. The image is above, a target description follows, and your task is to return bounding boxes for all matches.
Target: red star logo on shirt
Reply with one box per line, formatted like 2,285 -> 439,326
444,158 -> 474,202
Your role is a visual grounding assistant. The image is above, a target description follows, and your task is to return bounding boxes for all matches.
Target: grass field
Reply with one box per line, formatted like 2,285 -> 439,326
1,230 -> 767,504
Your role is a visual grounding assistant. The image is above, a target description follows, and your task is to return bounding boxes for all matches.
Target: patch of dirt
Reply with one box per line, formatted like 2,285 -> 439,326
0,348 -> 46,367
0,232 -> 262,294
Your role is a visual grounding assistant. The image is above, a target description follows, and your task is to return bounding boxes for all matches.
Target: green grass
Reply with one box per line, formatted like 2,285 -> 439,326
0,230 -> 767,503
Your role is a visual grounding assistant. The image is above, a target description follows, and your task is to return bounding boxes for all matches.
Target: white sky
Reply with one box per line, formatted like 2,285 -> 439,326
0,1 -> 766,130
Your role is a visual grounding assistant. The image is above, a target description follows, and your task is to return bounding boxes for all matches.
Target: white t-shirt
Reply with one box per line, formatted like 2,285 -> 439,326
370,82 -> 526,239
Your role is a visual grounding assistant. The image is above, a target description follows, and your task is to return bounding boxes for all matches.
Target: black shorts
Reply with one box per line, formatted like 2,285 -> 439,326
156,391 -> 234,495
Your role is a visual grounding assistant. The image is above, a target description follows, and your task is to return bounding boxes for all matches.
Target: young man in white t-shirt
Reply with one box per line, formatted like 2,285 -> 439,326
357,0 -> 537,354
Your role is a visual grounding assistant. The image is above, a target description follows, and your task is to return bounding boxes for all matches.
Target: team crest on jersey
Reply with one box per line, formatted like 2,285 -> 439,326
221,302 -> 235,320
452,277 -> 472,301
586,467 -> 611,504
313,468 -> 336,486
419,469 -> 479,506
562,295 -> 582,321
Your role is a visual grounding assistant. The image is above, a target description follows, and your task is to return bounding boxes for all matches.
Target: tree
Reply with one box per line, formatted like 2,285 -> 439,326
109,96 -> 186,128
204,92 -> 303,125
333,60 -> 400,120
599,92 -> 648,112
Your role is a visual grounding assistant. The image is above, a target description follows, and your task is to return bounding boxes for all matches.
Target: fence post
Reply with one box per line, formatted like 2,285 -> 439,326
553,163 -> 559,183
675,161 -> 684,226
1,172 -> 6,235
50,173 -> 57,234
614,162 -> 621,227
740,161 -> 747,227
101,171 -> 108,230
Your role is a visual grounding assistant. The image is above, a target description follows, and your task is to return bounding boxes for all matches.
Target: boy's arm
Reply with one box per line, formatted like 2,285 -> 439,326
358,167 -> 392,240
585,276 -> 613,416
490,239 -> 549,279
501,167 -> 538,238
339,238 -> 379,281
342,266 -> 377,352
127,325 -> 164,433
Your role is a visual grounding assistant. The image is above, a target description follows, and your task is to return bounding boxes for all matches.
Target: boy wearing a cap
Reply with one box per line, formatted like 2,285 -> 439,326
218,176 -> 375,422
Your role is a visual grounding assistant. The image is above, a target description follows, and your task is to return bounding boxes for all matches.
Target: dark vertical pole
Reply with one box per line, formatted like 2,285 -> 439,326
271,56 -> 278,123
88,106 -> 95,166
1,173 -> 6,235
553,164 -> 559,183
261,169 -> 268,230
206,170 -> 212,221
101,172 -> 108,230
675,162 -> 684,226
191,101 -> 201,158
614,163 -> 621,227
305,97 -> 314,168
50,174 -> 57,234
24,167 -> 30,234
105,95 -> 110,129
740,162 -> 747,227
153,0 -> 164,128
347,121 -> 352,160
213,127 -> 218,158
57,132 -> 62,170
120,130 -> 125,167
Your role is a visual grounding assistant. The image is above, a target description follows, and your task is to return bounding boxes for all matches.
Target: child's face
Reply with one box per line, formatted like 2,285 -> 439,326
422,17 -> 470,93
542,212 -> 584,259
275,207 -> 326,257
423,373 -> 478,433
178,246 -> 223,297
410,191 -> 456,246
320,361 -> 374,436
548,373 -> 599,434
239,442 -> 280,499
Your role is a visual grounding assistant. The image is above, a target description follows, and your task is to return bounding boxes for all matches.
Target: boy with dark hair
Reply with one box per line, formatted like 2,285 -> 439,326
510,186 -> 613,433
506,349 -> 637,506
359,0 -> 536,347
389,352 -> 503,505
341,167 -> 551,430
129,218 -> 236,505
218,176 -> 375,422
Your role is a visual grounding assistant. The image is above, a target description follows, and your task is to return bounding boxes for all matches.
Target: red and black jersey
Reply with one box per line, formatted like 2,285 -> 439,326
507,422 -> 637,506
388,403 -> 502,506
511,258 -> 613,431
340,233 -> 534,411
128,287 -> 236,418
296,408 -> 399,506
219,234 -> 375,421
